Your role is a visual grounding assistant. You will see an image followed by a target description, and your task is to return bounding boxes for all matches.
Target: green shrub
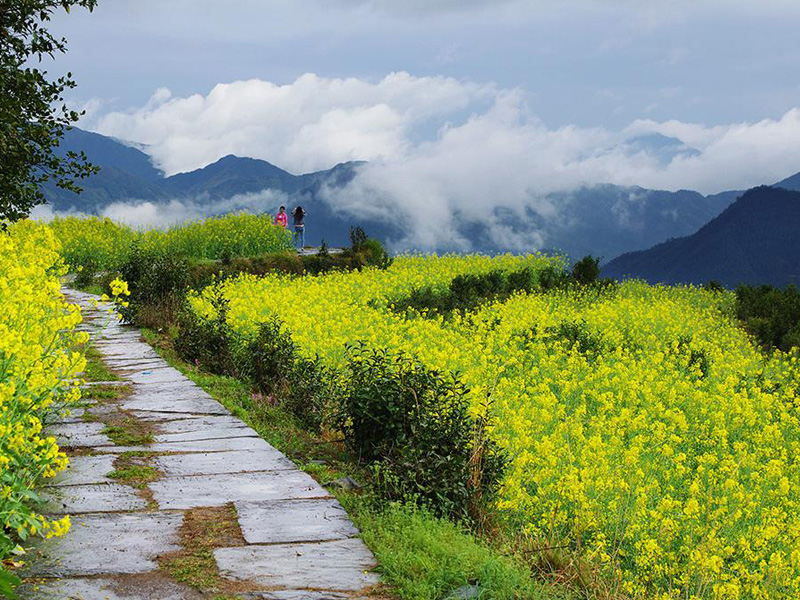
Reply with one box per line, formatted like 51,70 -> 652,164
735,284 -> 800,352
676,334 -> 711,379
570,255 -> 600,286
333,344 -> 507,520
118,243 -> 189,328
235,319 -> 329,430
174,296 -> 237,376
390,266 -> 535,317
536,265 -> 569,291
545,320 -> 607,357
73,256 -> 99,288
349,225 -> 369,251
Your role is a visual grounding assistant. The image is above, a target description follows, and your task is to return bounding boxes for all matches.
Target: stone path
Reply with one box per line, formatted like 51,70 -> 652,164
22,289 -> 379,599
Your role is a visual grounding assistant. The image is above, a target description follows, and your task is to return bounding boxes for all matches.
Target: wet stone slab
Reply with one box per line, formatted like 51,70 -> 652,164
48,422 -> 112,447
97,347 -> 161,361
155,414 -> 253,435
41,483 -> 147,514
122,387 -> 230,415
235,498 -> 360,544
155,415 -> 258,442
19,574 -> 203,600
24,512 -> 183,577
128,410 -> 201,423
214,539 -> 379,592
104,358 -> 169,370
124,368 -> 190,385
155,426 -> 257,444
51,454 -> 117,486
150,470 -> 329,510
91,444 -> 151,454
146,435 -> 269,454
246,592 -> 349,600
154,449 -> 295,477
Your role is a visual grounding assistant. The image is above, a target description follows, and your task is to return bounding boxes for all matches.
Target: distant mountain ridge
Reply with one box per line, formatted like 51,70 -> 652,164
601,186 -> 800,287
41,127 -> 800,260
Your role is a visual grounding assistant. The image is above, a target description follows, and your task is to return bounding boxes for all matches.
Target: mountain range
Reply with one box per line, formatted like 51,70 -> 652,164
43,128 -> 800,273
602,186 -> 800,287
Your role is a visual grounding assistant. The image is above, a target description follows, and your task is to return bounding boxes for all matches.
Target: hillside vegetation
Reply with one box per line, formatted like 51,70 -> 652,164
603,186 -> 800,287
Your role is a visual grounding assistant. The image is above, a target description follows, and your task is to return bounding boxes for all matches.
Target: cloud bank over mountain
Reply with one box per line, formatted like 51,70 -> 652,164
87,74 -> 800,195
76,73 -> 800,249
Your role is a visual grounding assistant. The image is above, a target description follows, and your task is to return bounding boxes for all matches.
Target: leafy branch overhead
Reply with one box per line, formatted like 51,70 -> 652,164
0,0 -> 98,221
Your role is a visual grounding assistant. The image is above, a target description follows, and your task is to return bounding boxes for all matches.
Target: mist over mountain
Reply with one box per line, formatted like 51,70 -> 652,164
602,186 -> 800,287
41,127 -> 797,260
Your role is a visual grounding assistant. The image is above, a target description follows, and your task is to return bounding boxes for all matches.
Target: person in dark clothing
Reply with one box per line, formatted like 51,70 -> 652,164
292,206 -> 306,250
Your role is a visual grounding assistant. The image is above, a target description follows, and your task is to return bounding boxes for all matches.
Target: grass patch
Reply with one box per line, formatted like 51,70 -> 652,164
160,504 -> 247,596
108,465 -> 160,485
82,345 -> 121,382
81,383 -> 131,402
76,282 -> 105,296
101,418 -> 154,446
347,501 -> 567,600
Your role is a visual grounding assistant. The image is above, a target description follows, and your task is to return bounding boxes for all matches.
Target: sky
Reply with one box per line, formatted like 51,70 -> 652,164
40,0 -> 800,243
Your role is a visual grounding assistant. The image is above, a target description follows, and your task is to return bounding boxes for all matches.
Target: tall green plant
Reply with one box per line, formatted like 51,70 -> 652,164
1,0 -> 98,221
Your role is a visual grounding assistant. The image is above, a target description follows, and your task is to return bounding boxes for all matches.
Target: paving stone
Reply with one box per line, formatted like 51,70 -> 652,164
155,415 -> 258,442
147,436 -> 274,453
41,483 -> 147,514
92,444 -> 151,454
124,368 -> 190,385
154,449 -> 295,477
48,422 -> 112,447
20,574 -> 203,600
122,386 -> 229,415
24,513 -> 183,577
156,415 -> 253,435
97,346 -> 160,361
51,454 -> 117,486
105,358 -> 168,370
128,410 -> 201,423
155,425 -> 257,444
214,539 -> 379,591
150,471 -> 329,509
246,592 -> 350,600
94,341 -> 158,354
236,498 -> 359,544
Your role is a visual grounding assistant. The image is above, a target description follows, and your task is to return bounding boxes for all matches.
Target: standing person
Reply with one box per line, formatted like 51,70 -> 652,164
274,205 -> 288,228
292,206 -> 306,250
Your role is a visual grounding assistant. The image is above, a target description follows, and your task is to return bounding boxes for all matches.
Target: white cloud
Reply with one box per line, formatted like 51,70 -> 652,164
80,73 -> 800,250
99,189 -> 289,230
90,73 -> 495,175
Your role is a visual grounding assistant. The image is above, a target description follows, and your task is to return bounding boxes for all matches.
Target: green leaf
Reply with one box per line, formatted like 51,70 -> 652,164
0,569 -> 21,600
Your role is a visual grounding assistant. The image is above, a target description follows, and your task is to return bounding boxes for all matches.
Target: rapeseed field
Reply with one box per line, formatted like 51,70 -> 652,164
189,256 -> 800,600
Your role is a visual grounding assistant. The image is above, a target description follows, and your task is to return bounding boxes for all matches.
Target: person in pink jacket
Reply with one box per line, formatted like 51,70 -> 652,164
274,205 -> 288,228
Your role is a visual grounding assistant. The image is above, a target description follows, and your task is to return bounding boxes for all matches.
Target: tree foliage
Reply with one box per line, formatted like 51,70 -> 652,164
1,0 -> 98,221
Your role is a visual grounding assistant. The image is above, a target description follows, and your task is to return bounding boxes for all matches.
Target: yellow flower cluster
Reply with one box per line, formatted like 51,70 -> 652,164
49,215 -> 138,273
0,221 -> 84,554
49,212 -> 293,273
190,257 -> 800,599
